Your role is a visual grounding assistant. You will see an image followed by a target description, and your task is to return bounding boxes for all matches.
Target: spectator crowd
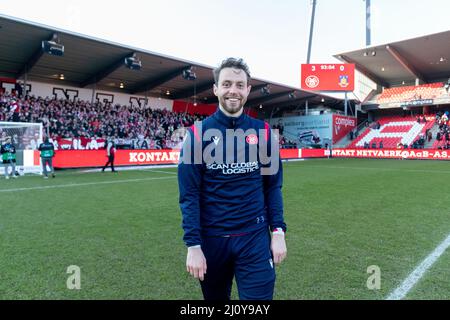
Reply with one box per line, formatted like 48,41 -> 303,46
434,111 -> 450,149
0,93 -> 205,150
7,91 -> 447,151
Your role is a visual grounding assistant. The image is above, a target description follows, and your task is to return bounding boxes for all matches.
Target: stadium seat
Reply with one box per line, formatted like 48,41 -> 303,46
348,115 -> 434,149
377,82 -> 445,104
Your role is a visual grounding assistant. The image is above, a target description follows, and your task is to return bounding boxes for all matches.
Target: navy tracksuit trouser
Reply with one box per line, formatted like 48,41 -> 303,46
200,227 -> 275,300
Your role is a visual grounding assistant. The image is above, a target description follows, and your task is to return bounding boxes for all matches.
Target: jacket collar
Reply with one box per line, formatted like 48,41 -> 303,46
213,106 -> 247,128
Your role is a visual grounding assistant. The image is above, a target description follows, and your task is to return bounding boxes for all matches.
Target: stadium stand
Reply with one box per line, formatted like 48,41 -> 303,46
0,92 -> 206,150
376,82 -> 446,104
431,111 -> 450,149
347,115 -> 435,149
1,92 -> 294,150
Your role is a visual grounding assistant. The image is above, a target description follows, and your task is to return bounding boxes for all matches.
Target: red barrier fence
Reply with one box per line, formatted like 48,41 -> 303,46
332,148 -> 450,160
52,148 -> 449,168
53,150 -> 180,168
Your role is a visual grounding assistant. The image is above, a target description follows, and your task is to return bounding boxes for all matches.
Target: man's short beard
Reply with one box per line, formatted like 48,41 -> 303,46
219,97 -> 245,115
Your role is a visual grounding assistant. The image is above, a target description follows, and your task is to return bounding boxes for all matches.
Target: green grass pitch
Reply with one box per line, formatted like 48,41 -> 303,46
1,158 -> 449,299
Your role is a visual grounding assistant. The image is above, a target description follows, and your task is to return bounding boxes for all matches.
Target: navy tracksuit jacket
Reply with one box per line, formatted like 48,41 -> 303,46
178,108 -> 286,300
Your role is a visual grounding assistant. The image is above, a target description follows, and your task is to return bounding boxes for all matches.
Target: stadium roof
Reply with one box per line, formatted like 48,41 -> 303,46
334,30 -> 450,88
0,14 -> 345,112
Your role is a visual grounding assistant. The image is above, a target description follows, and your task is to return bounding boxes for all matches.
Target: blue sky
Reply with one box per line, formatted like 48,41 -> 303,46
1,0 -> 450,88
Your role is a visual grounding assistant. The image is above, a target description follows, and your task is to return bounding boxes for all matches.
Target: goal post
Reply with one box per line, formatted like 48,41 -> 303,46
0,121 -> 43,175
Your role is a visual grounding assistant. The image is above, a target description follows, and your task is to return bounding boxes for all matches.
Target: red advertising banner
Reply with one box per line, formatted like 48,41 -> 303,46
332,115 -> 357,143
332,148 -> 450,160
280,149 -> 300,159
301,64 -> 355,91
51,148 -> 450,169
53,149 -> 328,168
299,148 -> 327,158
53,149 -> 181,168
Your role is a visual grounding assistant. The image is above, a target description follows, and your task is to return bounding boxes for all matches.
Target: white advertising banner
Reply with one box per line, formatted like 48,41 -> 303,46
270,114 -> 332,147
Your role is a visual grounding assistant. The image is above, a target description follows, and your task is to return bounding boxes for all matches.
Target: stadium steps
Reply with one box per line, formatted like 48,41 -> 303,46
333,134 -> 353,148
347,125 -> 372,148
424,123 -> 440,149
336,120 -> 369,148
431,137 -> 447,149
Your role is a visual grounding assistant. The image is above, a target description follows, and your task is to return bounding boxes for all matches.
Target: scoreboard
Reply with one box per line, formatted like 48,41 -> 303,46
301,63 -> 355,91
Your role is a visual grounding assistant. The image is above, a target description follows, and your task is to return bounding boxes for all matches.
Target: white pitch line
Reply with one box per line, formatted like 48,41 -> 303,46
141,169 -> 178,175
0,176 -> 176,193
81,164 -> 178,173
386,233 -> 450,300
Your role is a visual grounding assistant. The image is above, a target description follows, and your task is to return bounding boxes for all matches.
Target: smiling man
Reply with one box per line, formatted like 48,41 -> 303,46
178,57 -> 287,300
213,65 -> 250,116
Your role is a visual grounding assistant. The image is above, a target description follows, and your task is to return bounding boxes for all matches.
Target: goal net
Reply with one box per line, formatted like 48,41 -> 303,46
0,122 -> 43,175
